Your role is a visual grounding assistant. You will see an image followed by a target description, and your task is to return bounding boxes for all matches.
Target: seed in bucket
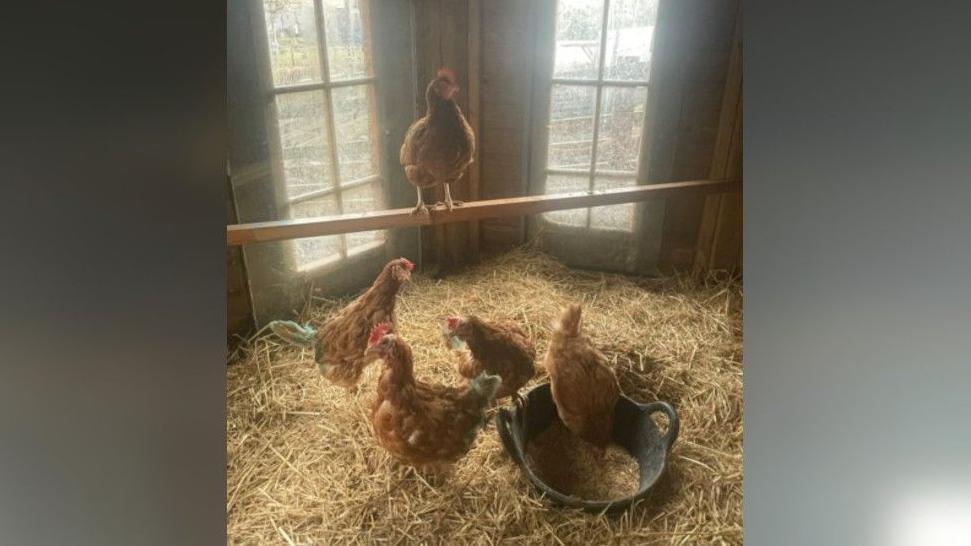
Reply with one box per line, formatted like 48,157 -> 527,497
525,419 -> 639,501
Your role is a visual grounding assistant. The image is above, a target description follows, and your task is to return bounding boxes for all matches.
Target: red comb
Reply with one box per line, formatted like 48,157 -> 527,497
399,257 -> 414,271
446,316 -> 461,330
436,67 -> 456,83
368,322 -> 392,345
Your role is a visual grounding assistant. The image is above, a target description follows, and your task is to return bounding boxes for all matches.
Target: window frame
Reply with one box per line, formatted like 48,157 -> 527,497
533,0 -> 657,232
254,0 -> 387,274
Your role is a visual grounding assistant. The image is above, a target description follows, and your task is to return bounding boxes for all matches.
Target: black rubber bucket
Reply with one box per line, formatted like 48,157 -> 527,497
495,382 -> 679,513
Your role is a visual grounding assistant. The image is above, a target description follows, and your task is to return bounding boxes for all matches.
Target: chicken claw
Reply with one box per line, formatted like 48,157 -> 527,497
438,183 -> 464,211
434,199 -> 464,211
411,187 -> 429,216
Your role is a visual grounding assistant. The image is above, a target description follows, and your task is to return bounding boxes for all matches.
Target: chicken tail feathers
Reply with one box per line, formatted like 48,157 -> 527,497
557,303 -> 583,336
470,372 -> 502,401
269,320 -> 317,348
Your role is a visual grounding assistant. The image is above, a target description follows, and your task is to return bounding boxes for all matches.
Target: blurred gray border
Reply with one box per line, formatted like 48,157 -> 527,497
745,1 -> 971,544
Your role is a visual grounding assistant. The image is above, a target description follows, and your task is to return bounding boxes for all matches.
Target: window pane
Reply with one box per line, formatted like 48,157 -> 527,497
263,0 -> 322,86
596,85 -> 648,172
291,196 -> 341,267
603,0 -> 658,81
548,85 -> 597,170
322,0 -> 371,81
590,177 -> 636,231
276,92 -> 336,199
332,85 -> 377,181
342,181 -> 385,251
553,0 -> 605,79
543,173 -> 590,227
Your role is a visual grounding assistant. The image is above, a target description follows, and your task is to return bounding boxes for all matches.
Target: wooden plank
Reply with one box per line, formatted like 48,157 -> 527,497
694,2 -> 742,273
227,175 -> 255,338
467,0 -> 482,260
480,0 -> 534,252
228,178 -> 740,246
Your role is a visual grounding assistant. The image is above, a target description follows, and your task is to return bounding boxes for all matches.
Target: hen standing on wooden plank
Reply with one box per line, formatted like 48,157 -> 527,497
400,67 -> 475,216
365,323 -> 501,471
441,315 -> 537,400
268,257 -> 414,389
543,303 -> 621,456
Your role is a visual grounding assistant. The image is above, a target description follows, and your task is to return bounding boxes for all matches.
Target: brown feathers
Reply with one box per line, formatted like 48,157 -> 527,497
400,71 -> 475,190
544,304 -> 620,450
368,329 -> 500,467
443,315 -> 537,400
308,258 -> 412,389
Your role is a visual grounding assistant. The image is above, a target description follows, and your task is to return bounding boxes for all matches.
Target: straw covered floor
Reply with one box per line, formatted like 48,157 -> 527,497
227,248 -> 743,545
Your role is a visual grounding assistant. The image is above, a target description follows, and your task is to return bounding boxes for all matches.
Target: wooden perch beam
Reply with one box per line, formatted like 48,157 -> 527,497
226,178 -> 741,246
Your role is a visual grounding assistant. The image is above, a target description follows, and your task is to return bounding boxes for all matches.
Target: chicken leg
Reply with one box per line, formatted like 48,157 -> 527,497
411,186 -> 429,216
435,182 -> 464,211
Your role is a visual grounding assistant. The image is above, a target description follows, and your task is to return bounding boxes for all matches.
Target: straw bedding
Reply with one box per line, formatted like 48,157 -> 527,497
227,247 -> 743,545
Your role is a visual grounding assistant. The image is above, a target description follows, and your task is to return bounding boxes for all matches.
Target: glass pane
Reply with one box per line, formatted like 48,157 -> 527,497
596,85 -> 648,172
332,85 -> 377,182
548,85 -> 597,170
603,0 -> 659,81
322,0 -> 371,81
543,173 -> 589,227
263,0 -> 322,86
290,197 -> 342,267
342,181 -> 385,251
553,0 -> 605,79
276,92 -> 336,199
276,91 -> 334,198
590,177 -> 636,231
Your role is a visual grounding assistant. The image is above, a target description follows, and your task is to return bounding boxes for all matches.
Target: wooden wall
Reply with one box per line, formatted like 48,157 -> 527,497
478,0 -> 533,252
410,0 -> 465,274
655,0 -> 740,270
694,4 -> 742,274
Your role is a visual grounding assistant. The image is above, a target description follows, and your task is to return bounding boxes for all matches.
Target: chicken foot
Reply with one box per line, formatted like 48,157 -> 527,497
434,182 -> 464,211
411,186 -> 429,216
412,461 -> 454,486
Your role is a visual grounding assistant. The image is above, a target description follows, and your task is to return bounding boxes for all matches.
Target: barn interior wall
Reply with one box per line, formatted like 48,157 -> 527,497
227,0 -> 742,338
656,0 -> 740,270
412,0 -> 740,270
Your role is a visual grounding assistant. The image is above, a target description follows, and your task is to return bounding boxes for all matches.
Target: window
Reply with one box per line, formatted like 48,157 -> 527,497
542,0 -> 658,231
260,0 -> 384,271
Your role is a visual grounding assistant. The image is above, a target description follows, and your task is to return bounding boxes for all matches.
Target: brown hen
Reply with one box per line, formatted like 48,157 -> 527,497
544,303 -> 620,454
269,257 -> 414,389
365,323 -> 501,470
441,315 -> 537,400
400,67 -> 475,215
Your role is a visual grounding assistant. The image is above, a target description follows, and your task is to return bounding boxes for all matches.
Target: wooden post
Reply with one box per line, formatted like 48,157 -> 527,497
467,0 -> 482,262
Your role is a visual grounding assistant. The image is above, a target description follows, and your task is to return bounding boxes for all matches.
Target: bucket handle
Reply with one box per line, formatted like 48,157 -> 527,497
639,401 -> 680,451
495,409 -> 526,466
